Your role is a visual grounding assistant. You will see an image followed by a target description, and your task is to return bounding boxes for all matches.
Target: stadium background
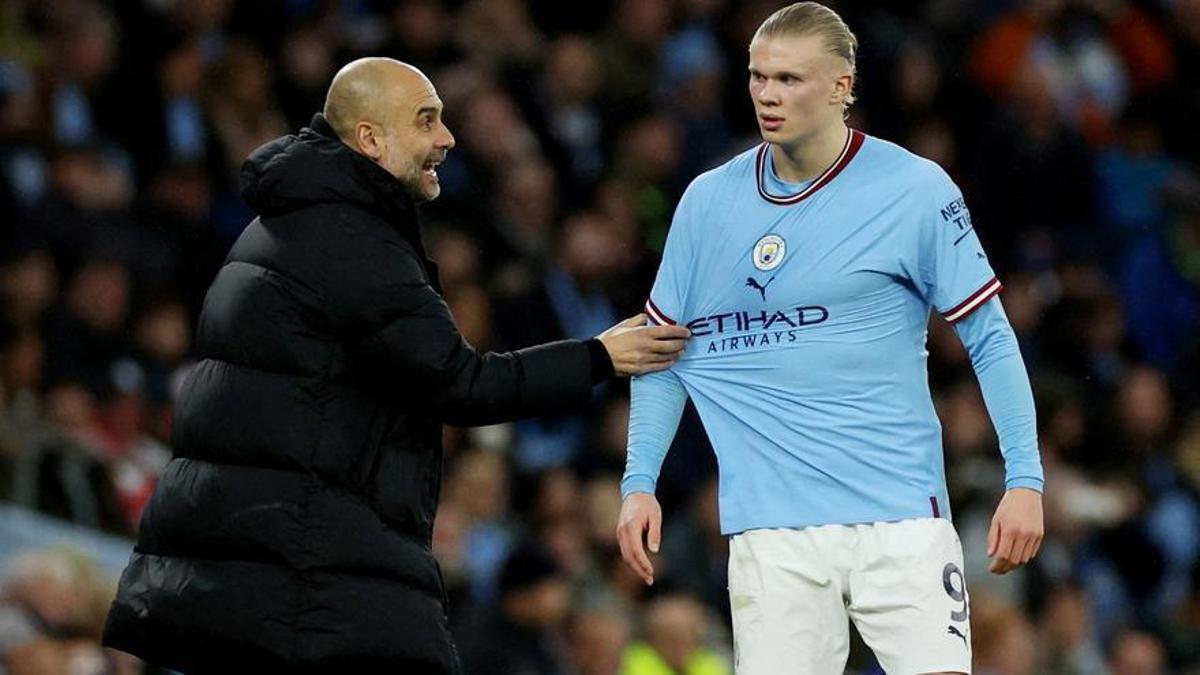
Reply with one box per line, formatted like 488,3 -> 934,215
1,0 -> 1199,673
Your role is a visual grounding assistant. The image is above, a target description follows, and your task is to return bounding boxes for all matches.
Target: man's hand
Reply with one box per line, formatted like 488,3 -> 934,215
987,487 -> 1044,574
597,314 -> 690,376
617,492 -> 662,585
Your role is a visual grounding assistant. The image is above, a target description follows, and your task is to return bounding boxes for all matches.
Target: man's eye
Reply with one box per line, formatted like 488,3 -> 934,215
781,75 -> 795,84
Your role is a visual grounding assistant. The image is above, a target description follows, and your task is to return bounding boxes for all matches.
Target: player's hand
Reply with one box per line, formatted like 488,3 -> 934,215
987,487 -> 1044,574
597,314 -> 690,377
617,491 -> 662,585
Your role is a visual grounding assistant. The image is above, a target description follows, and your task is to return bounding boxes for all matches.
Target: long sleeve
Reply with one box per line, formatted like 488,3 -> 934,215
621,369 -> 689,498
952,296 -> 1044,492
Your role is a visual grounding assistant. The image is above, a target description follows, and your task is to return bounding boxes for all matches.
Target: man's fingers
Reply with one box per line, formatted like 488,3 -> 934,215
990,524 -> 1017,574
645,325 -> 691,339
1019,530 -> 1045,564
621,314 -> 648,328
648,508 -> 662,554
631,530 -> 654,583
645,338 -> 688,354
987,517 -> 1000,557
617,524 -> 647,582
1018,535 -> 1038,564
618,519 -> 653,583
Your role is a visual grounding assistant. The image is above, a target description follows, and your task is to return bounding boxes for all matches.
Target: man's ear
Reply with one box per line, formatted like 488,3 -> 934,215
354,122 -> 382,160
831,71 -> 853,106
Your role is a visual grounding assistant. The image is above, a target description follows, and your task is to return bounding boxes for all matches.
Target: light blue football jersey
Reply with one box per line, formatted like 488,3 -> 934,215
634,129 -> 1023,534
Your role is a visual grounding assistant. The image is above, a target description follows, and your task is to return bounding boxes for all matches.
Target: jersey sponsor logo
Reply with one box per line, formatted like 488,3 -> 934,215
939,196 -> 974,246
752,234 -> 786,271
684,306 -> 829,354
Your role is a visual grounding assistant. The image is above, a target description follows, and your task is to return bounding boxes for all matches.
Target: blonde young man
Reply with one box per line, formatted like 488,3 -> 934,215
618,4 -> 1044,673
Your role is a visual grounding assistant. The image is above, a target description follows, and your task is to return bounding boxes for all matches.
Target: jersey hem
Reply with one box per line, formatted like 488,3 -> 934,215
720,509 -> 946,536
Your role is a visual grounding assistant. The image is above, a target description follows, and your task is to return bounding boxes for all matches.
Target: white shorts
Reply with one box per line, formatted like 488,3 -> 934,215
728,518 -> 972,674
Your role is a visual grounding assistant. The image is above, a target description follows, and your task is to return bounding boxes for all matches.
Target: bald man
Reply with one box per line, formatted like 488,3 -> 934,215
102,58 -> 688,673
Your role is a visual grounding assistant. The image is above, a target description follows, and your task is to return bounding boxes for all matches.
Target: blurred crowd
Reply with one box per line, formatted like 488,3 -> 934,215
0,0 -> 1198,673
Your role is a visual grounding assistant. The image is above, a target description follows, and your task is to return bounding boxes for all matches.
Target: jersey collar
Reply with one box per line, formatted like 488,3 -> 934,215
755,128 -> 865,205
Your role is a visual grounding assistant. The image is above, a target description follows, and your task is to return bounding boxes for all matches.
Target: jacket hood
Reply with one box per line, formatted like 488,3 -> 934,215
239,113 -> 416,222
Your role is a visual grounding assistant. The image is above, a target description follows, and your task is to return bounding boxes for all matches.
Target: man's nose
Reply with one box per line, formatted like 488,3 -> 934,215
757,82 -> 779,105
440,124 -> 456,150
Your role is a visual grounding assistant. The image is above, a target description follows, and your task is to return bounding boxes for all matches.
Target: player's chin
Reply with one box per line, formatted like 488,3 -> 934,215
757,125 -> 793,144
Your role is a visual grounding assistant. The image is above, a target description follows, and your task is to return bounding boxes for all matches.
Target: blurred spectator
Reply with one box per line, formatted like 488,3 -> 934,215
276,24 -> 337,127
613,115 -> 683,251
621,593 -> 729,675
1119,190 -> 1200,372
1108,629 -> 1168,675
456,0 -> 545,69
444,448 -> 516,603
534,35 -> 605,191
0,547 -> 132,674
658,22 -> 732,180
458,541 -> 573,675
38,2 -> 121,147
0,248 -> 57,330
42,261 -> 131,393
972,593 -> 1039,675
205,43 -> 288,180
968,54 -> 1098,267
569,606 -> 632,675
1036,582 -> 1109,674
597,0 -> 673,124
382,0 -> 460,74
658,477 -> 728,622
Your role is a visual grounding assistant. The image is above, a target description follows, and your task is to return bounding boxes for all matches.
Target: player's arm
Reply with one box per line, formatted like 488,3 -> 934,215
952,296 -> 1044,575
912,166 -> 1044,575
617,174 -> 705,585
618,370 -> 688,585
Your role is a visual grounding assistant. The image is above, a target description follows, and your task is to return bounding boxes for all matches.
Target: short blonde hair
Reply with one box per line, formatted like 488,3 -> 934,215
754,2 -> 858,107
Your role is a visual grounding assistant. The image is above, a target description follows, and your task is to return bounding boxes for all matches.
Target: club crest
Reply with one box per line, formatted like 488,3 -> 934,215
752,234 -> 786,271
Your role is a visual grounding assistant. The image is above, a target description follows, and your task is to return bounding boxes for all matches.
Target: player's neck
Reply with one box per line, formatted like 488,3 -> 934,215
771,121 -> 849,184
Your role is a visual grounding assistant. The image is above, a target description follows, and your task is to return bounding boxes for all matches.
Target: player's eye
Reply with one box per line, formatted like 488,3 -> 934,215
750,72 -> 765,83
780,75 -> 797,85
420,116 -> 434,130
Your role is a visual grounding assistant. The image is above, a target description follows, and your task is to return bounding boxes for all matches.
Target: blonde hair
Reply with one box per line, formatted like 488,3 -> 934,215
754,2 -> 859,107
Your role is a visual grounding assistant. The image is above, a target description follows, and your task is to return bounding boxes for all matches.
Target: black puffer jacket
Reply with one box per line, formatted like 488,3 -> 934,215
103,114 -> 609,673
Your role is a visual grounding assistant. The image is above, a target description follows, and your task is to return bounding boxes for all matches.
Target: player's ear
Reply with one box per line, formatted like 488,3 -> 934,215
830,69 -> 853,106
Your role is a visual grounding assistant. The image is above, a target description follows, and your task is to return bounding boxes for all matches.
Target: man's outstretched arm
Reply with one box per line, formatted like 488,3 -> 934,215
952,296 -> 1044,574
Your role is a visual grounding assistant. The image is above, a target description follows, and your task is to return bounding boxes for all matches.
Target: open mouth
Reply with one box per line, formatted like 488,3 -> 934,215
422,157 -> 442,179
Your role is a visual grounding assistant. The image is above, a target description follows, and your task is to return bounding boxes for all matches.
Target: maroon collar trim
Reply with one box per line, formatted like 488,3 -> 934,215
755,129 -> 865,205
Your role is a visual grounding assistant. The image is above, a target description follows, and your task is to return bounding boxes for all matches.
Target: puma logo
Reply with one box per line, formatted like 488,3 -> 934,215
745,276 -> 775,301
947,625 -> 968,646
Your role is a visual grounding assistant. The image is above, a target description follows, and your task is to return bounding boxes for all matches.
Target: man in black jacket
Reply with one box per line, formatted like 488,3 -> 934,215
102,58 -> 689,673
